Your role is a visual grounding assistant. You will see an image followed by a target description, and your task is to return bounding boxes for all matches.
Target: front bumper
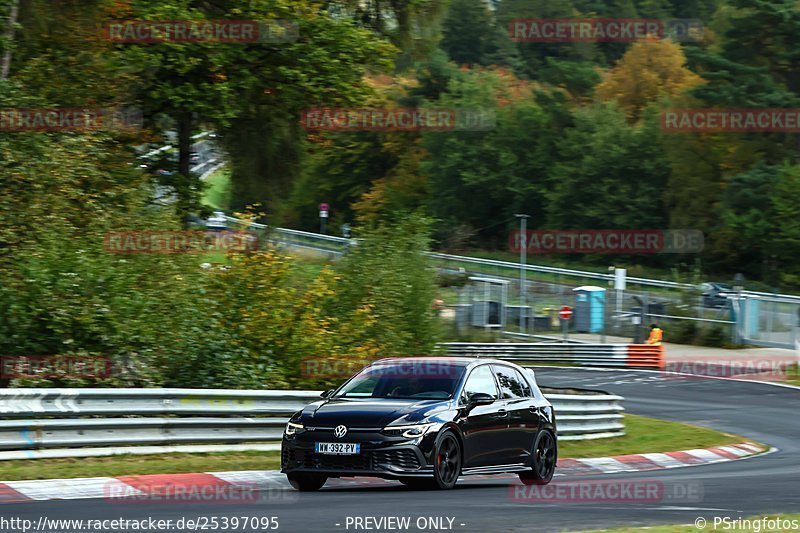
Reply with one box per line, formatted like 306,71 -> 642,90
281,439 -> 433,478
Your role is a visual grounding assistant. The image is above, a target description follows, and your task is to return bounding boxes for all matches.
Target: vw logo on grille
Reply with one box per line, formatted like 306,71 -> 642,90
334,425 -> 348,438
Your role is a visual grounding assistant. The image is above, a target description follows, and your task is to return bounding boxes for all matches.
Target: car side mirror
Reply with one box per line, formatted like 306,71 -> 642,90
320,389 -> 334,399
467,392 -> 495,409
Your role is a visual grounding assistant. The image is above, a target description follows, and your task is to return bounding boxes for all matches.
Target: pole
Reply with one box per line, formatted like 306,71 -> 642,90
515,214 -> 530,334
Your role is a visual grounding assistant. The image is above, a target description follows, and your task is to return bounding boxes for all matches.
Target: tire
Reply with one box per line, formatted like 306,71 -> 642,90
432,430 -> 462,490
519,430 -> 556,486
287,473 -> 327,491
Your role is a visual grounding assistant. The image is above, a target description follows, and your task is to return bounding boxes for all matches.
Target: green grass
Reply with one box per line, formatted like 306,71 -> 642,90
597,514 -> 800,532
559,413 -> 746,459
201,166 -> 232,210
786,364 -> 800,386
0,414 -> 748,482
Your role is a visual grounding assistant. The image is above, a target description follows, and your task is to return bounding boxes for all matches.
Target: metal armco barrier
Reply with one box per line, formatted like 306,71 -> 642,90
546,392 -> 624,440
442,343 -> 666,370
0,387 -> 624,458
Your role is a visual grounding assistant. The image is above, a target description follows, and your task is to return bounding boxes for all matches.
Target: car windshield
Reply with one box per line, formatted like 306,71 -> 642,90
334,362 -> 466,400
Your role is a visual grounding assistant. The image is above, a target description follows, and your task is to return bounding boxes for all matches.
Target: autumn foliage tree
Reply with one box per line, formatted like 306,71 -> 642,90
595,39 -> 704,121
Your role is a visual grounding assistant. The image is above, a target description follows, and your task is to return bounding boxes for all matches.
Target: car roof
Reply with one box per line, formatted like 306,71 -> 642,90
370,356 -> 520,369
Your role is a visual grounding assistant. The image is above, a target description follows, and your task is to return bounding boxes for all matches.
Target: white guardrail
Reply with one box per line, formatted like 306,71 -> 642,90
0,388 -> 624,460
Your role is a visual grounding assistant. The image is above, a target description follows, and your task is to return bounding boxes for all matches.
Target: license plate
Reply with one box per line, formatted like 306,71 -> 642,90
315,442 -> 360,455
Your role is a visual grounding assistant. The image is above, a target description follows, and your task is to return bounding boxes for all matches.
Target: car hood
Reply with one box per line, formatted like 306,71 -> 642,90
297,398 -> 451,428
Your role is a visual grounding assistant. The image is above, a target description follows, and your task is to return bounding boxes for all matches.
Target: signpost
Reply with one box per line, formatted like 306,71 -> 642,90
614,267 -> 626,319
319,203 -> 329,234
559,305 -> 572,342
515,214 -> 531,335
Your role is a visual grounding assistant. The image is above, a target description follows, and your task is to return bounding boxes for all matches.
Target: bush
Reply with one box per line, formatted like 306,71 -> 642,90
667,320 -> 698,345
697,324 -> 729,348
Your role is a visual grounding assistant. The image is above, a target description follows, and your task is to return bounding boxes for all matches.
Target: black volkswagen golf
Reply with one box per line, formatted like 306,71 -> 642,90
281,357 -> 557,491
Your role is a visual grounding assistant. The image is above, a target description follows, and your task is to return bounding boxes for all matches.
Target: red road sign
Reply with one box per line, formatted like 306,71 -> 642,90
319,203 -> 330,212
559,305 -> 573,320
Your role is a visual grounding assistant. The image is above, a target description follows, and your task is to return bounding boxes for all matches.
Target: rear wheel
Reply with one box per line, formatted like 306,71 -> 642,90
519,430 -> 556,486
287,473 -> 327,491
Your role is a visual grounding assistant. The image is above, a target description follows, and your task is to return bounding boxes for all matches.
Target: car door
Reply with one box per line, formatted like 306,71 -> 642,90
491,365 -> 539,464
458,364 -> 506,467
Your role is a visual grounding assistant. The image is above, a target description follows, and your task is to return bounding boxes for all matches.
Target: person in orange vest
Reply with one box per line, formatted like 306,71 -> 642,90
646,324 -> 663,345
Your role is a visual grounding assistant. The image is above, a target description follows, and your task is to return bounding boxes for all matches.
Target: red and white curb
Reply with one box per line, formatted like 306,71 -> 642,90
0,441 -> 769,503
556,441 -> 768,475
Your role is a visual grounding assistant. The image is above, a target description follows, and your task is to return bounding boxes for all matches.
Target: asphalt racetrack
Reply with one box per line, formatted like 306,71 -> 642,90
2,368 -> 799,532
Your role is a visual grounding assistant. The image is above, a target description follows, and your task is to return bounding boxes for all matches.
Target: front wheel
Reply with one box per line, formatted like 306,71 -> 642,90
287,473 -> 327,491
432,431 -> 462,489
519,430 -> 556,486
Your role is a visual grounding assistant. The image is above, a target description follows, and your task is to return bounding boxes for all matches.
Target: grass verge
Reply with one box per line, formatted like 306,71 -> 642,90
0,414 -> 751,482
785,363 -> 800,386
559,413 -> 745,458
201,165 -> 231,210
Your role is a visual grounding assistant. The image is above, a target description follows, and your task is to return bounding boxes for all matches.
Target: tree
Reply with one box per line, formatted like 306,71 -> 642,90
768,164 -> 800,288
712,162 -> 777,277
217,3 -> 396,216
440,0 -> 497,66
545,104 -> 670,231
595,39 -> 704,121
422,68 -> 562,246
333,0 -> 448,70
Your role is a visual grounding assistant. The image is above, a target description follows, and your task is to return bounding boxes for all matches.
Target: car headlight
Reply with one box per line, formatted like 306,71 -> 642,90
382,423 -> 435,438
285,421 -> 304,436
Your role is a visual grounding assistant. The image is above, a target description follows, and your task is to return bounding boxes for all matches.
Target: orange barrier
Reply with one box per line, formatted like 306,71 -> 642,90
627,344 -> 665,370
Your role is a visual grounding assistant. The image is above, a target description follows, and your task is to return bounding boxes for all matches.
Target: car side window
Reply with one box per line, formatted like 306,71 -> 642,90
492,365 -> 526,399
461,365 -> 498,403
514,368 -> 532,397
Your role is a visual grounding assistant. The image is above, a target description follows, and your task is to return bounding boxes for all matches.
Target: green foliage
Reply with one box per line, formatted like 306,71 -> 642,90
440,0 -> 522,72
422,68 -> 560,245
333,213 -> 440,357
546,104 -> 671,230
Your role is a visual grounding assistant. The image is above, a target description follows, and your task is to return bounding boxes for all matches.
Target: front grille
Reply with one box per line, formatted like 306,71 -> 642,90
372,449 -> 421,469
283,447 -> 421,471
